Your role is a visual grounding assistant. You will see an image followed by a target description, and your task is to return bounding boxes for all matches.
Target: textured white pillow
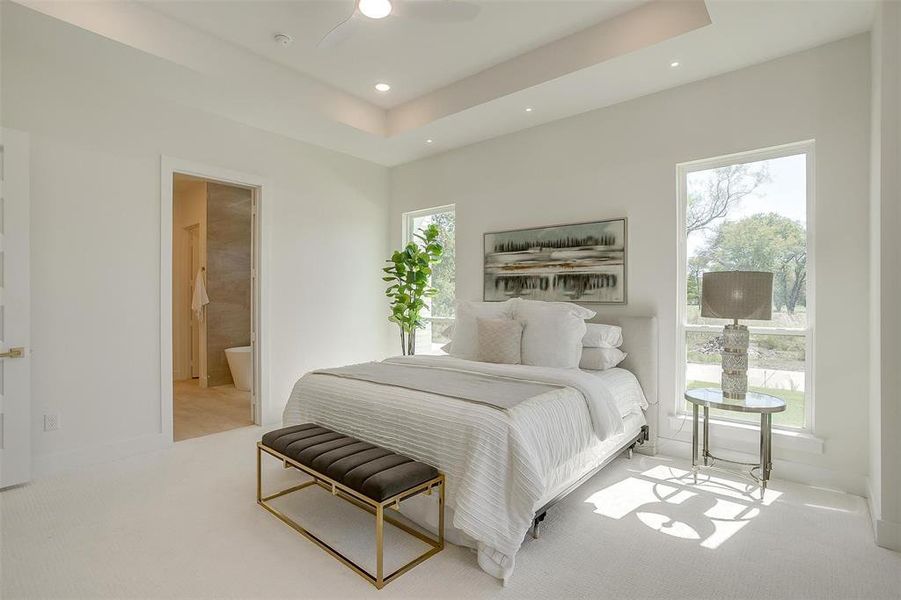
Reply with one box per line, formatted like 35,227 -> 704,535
448,300 -> 516,360
579,347 -> 628,371
582,323 -> 624,348
476,318 -> 523,364
513,300 -> 590,368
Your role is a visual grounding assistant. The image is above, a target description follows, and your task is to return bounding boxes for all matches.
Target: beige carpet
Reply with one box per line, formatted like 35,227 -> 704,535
1,425 -> 898,599
173,379 -> 253,441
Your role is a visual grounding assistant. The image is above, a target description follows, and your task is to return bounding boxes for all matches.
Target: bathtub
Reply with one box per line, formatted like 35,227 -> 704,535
225,346 -> 252,392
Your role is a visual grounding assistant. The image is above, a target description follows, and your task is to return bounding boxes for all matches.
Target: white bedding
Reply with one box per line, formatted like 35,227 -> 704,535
282,355 -> 647,581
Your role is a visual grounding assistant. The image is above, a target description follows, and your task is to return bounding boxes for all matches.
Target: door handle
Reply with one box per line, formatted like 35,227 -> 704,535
0,347 -> 24,359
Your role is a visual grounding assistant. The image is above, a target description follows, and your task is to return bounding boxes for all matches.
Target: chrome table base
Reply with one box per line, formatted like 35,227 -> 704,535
691,404 -> 773,497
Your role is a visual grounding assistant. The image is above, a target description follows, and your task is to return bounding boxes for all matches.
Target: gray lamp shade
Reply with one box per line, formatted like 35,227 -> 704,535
701,271 -> 774,320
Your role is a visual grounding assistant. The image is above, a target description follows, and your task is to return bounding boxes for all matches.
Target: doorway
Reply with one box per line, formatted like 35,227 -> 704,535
163,162 -> 265,443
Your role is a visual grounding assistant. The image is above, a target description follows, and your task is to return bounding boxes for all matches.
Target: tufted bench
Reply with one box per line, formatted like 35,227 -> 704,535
257,424 -> 445,589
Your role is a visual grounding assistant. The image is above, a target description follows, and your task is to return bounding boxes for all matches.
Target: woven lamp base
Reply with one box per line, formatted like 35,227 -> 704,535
721,324 -> 749,400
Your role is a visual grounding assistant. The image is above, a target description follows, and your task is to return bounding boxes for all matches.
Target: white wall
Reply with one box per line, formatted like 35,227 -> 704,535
391,35 -> 872,493
1,4 -> 393,474
869,0 -> 901,550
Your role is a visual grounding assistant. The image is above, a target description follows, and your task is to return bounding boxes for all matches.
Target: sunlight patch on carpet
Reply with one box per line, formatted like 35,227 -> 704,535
584,464 -> 781,550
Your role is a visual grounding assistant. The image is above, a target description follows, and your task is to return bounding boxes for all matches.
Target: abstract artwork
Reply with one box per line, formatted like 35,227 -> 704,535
483,219 -> 626,303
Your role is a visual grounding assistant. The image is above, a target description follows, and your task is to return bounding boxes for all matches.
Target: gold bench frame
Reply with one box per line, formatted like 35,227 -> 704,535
256,442 -> 445,589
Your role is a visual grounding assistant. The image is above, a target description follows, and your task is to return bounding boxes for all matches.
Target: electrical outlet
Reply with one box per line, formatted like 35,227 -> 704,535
43,413 -> 61,432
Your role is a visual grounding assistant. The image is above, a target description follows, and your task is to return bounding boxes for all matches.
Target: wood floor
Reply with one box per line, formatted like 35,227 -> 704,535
173,379 -> 253,441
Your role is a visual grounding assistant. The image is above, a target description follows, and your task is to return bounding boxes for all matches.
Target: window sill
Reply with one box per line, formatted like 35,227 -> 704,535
666,414 -> 824,455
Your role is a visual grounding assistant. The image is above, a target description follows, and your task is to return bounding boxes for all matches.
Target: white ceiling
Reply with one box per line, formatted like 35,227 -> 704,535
15,0 -> 877,166
144,0 -> 646,108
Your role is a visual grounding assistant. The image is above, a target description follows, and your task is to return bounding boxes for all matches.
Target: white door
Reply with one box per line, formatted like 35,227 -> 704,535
0,129 -> 31,488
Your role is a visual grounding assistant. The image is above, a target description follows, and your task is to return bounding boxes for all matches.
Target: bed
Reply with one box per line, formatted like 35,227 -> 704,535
282,315 -> 657,582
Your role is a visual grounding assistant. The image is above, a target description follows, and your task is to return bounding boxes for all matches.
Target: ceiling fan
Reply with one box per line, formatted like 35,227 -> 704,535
318,0 -> 481,49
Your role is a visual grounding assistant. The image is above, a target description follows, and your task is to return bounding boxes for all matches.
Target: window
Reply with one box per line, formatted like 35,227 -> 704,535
677,143 -> 813,430
404,205 -> 455,354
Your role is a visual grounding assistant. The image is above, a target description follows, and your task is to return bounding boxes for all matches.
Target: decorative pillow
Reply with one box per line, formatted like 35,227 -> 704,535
579,347 -> 628,371
513,300 -> 590,368
448,299 -> 516,360
476,318 -> 523,364
582,323 -> 623,348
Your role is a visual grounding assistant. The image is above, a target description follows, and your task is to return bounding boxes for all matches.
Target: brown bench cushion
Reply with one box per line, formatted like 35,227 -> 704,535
261,424 -> 439,502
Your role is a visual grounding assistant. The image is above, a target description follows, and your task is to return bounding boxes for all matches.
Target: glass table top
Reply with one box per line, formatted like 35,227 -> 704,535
684,388 -> 786,414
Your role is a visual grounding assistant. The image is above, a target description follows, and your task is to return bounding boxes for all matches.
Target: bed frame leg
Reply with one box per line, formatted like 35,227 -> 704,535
532,512 -> 546,539
628,426 -> 650,460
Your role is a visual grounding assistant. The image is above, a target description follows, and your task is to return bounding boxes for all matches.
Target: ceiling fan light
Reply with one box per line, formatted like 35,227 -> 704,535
359,0 -> 392,19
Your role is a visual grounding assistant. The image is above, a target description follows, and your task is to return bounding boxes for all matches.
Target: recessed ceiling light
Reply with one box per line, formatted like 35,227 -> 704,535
426,139 -> 433,144
374,82 -> 391,92
670,60 -> 681,68
525,107 -> 533,112
359,0 -> 392,19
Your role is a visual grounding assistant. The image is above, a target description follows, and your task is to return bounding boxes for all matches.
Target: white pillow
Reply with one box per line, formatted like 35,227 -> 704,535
579,347 -> 628,371
476,318 -> 523,365
514,298 -> 596,320
582,323 -> 623,348
513,300 -> 590,368
448,300 -> 516,360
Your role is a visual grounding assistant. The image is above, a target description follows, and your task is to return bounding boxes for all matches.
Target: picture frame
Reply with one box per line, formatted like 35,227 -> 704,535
483,218 -> 627,304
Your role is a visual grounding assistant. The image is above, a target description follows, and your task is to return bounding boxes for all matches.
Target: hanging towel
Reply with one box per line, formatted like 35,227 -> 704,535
192,268 -> 210,320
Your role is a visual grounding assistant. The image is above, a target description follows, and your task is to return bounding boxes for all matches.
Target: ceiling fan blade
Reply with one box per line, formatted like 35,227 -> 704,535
317,8 -> 361,49
397,0 -> 481,23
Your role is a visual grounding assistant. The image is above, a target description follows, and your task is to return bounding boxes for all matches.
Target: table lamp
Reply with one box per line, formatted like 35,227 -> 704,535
701,271 -> 774,399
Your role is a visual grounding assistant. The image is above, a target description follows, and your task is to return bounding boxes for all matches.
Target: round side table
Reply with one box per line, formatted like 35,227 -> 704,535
684,388 -> 786,495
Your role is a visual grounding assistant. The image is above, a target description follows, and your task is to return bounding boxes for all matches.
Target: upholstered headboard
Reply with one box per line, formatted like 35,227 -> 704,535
587,313 -> 658,449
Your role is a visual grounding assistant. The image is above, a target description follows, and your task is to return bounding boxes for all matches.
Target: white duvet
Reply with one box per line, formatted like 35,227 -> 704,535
283,355 -> 647,581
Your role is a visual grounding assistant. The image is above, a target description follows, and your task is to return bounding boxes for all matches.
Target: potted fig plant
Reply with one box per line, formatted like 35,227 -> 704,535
383,224 -> 443,355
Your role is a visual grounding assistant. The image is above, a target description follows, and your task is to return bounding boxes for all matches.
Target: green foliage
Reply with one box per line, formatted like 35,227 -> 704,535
383,223 -> 443,355
429,211 -> 455,319
686,255 -> 704,306
695,213 -> 807,313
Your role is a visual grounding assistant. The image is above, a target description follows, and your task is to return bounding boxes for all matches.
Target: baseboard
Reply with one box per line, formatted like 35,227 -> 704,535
636,440 -> 658,456
875,518 -> 901,551
866,477 -> 880,537
33,432 -> 172,479
656,435 -> 867,496
865,477 -> 901,551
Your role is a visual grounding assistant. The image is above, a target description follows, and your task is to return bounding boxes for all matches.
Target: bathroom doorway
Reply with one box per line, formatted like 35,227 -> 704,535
170,172 -> 257,441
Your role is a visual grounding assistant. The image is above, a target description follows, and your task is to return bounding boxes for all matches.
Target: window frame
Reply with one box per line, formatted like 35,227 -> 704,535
402,204 -> 456,248
402,204 -> 456,351
675,140 -> 816,433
